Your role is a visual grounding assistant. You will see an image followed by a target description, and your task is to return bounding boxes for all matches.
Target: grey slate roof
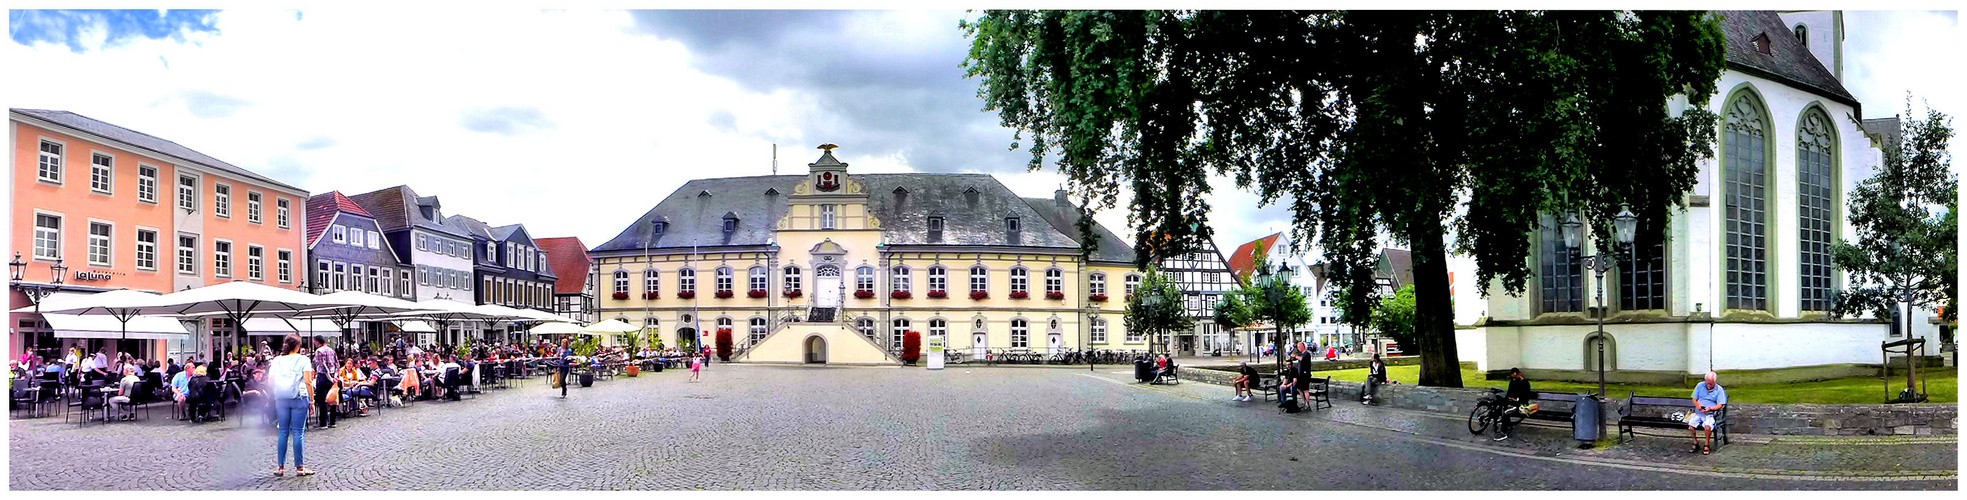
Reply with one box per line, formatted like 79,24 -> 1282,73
444,214 -> 497,240
344,185 -> 470,239
1022,194 -> 1137,264
1718,11 -> 1859,109
12,108 -> 305,193
592,173 -> 1109,254
1860,116 -> 1901,151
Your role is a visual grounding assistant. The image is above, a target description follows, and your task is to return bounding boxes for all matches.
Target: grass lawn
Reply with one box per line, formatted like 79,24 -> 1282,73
1319,365 -> 1956,405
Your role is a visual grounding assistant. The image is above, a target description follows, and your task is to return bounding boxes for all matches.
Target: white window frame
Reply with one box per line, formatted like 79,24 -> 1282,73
749,266 -> 768,292
928,318 -> 947,339
86,219 -> 113,267
1090,317 -> 1108,343
89,151 -> 113,194
135,227 -> 159,271
332,226 -> 347,244
613,269 -> 630,295
277,249 -> 293,283
891,318 -> 911,350
716,267 -> 734,293
367,266 -> 380,293
177,174 -> 198,212
332,262 -> 346,291
891,265 -> 911,293
349,227 -> 363,247
820,204 -> 837,229
136,164 -> 159,203
214,183 -> 231,218
276,198 -> 290,228
750,317 -> 768,344
928,265 -> 947,292
969,265 -> 989,293
1090,272 -> 1106,295
856,266 -> 875,293
177,234 -> 199,275
783,266 -> 802,292
644,268 -> 660,295
246,245 -> 265,281
1010,318 -> 1029,348
368,230 -> 380,249
1010,267 -> 1029,294
212,239 -> 233,278
246,191 -> 263,224
679,268 -> 697,293
33,211 -> 63,260
1045,267 -> 1063,294
37,138 -> 65,184
380,268 -> 393,295
1125,274 -> 1141,296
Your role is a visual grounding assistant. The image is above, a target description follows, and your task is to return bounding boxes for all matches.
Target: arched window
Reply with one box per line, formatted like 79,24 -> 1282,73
969,265 -> 988,293
1539,213 -> 1584,313
677,267 -> 696,293
1010,319 -> 1030,348
891,265 -> 911,292
1090,317 -> 1108,344
891,318 -> 910,350
613,269 -> 628,295
644,316 -> 659,329
1089,272 -> 1106,296
1584,332 -> 1617,371
1723,91 -> 1770,311
644,268 -> 659,295
783,265 -> 802,292
1794,23 -> 1808,48
716,316 -> 732,334
715,267 -> 734,293
927,265 -> 948,292
749,266 -> 768,292
1044,267 -> 1063,294
928,318 -> 947,339
857,317 -> 876,339
1009,267 -> 1029,293
749,317 -> 767,344
1619,218 -> 1667,311
1798,107 -> 1837,312
856,266 -> 876,292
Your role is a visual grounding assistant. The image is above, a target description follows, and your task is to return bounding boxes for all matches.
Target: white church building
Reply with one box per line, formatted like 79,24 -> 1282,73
1455,11 -> 1946,385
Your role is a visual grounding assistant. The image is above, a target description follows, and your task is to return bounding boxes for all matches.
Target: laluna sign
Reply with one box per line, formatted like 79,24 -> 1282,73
72,270 -> 116,282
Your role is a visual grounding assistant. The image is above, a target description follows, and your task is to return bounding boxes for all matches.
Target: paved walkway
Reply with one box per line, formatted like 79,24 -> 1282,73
9,364 -> 1956,490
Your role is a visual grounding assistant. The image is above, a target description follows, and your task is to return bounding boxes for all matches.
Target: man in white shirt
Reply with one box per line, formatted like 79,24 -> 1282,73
436,354 -> 462,400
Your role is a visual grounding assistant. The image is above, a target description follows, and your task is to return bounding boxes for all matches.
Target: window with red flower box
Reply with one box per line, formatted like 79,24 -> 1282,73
891,290 -> 911,300
783,289 -> 803,299
747,290 -> 768,299
1045,291 -> 1064,300
677,290 -> 696,299
970,290 -> 989,300
1089,293 -> 1109,302
612,291 -> 629,300
1009,291 -> 1030,299
927,290 -> 948,299
714,290 -> 734,299
854,290 -> 876,299
643,291 -> 659,300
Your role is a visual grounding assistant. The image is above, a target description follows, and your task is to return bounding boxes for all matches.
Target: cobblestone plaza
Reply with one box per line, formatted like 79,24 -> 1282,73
8,365 -> 1956,490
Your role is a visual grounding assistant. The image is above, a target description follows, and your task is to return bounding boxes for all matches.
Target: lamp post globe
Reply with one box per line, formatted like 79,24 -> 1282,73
49,258 -> 66,284
9,252 -> 25,281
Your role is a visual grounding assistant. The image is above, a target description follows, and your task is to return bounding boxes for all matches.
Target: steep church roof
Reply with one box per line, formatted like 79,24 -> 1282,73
1719,11 -> 1859,110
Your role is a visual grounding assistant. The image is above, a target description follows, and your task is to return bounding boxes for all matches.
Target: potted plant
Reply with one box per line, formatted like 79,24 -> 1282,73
643,291 -> 659,300
1010,291 -> 1030,299
901,330 -> 922,365
612,291 -> 629,300
783,289 -> 803,299
715,290 -> 734,299
855,290 -> 876,299
1090,293 -> 1109,302
748,289 -> 768,299
969,290 -> 989,300
677,290 -> 696,299
891,290 -> 911,300
715,328 -> 734,361
1045,291 -> 1065,300
927,289 -> 948,299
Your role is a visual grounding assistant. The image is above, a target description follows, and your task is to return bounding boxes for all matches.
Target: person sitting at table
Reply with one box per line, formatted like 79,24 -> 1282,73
108,365 -> 142,421
338,359 -> 374,416
185,365 -> 214,421
171,362 -> 194,420
436,354 -> 464,401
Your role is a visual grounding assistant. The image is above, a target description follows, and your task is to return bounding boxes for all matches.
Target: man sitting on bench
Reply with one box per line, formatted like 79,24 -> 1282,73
1497,368 -> 1536,441
1689,371 -> 1727,455
1150,354 -> 1175,384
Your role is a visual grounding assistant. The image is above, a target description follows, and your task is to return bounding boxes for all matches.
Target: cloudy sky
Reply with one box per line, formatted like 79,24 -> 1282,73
6,8 -> 1959,259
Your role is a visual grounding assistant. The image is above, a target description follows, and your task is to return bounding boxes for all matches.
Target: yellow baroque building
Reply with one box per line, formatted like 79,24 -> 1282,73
588,149 -> 1148,364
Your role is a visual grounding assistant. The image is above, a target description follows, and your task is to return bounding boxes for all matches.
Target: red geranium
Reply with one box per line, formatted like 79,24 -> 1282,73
855,290 -> 876,299
969,290 -> 989,300
715,328 -> 733,361
748,290 -> 768,299
611,291 -> 629,300
1089,293 -> 1109,302
1045,291 -> 1065,300
891,290 -> 911,300
1010,291 -> 1030,299
901,330 -> 921,365
783,289 -> 803,298
927,290 -> 948,299
677,290 -> 696,299
643,292 -> 659,300
714,290 -> 734,299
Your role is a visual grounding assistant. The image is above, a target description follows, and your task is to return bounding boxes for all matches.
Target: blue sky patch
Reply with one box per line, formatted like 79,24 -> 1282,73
10,9 -> 219,53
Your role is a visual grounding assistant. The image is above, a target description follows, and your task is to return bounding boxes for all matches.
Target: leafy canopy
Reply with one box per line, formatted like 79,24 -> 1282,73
1124,266 -> 1195,353
1831,99 -> 1956,324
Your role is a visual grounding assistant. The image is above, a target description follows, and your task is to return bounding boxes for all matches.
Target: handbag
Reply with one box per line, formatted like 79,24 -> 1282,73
325,382 -> 342,405
551,371 -> 564,389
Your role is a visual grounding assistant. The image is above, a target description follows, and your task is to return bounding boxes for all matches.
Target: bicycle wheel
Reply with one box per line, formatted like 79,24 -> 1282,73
1467,405 -> 1491,435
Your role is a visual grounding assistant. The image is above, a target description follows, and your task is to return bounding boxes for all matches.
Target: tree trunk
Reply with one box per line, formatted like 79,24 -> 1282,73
1409,219 -> 1464,387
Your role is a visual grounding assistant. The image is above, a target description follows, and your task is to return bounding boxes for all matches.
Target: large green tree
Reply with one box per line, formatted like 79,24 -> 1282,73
1831,101 -> 1956,330
964,10 -> 1725,387
1124,266 -> 1194,356
1369,284 -> 1419,354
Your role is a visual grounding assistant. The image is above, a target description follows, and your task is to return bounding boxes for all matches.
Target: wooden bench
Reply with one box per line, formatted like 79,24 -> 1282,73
1519,392 -> 1582,426
1149,364 -> 1181,385
1305,377 -> 1331,411
1255,374 -> 1282,402
1618,392 -> 1728,447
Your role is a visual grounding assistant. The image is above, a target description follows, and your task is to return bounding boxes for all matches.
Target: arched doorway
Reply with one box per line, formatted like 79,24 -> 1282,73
678,327 -> 697,350
804,335 -> 828,364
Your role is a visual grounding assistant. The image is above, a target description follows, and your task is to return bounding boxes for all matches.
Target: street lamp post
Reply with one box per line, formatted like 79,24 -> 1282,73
1561,209 -> 1638,397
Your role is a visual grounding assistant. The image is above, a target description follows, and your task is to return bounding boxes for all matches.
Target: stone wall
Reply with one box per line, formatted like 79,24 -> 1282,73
1192,355 -> 1421,373
1183,370 -> 1958,436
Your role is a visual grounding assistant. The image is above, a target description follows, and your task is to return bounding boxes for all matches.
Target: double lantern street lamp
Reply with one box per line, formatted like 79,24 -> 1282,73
1559,208 -> 1638,398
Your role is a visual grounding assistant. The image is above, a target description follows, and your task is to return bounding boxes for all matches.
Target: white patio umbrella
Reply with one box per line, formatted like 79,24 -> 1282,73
392,299 -> 498,348
293,291 -> 435,346
17,289 -> 174,343
580,318 -> 640,336
468,304 -> 535,344
529,322 -> 583,335
42,281 -> 340,357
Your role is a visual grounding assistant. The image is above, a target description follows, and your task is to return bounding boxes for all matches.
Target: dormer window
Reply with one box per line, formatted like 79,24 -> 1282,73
927,216 -> 944,242
722,213 -> 739,233
652,221 -> 668,234
1005,216 -> 1022,245
893,186 -> 909,205
1751,32 -> 1771,55
1005,217 -> 1020,232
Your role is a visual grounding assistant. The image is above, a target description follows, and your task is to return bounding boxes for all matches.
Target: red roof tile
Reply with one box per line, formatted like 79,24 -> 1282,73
535,237 -> 592,295
1227,233 -> 1283,284
306,191 -> 374,247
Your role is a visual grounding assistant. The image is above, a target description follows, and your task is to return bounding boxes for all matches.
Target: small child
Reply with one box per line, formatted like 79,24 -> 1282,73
689,355 -> 703,382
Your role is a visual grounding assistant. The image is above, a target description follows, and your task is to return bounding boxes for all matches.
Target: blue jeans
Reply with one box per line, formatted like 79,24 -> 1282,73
275,397 -> 309,468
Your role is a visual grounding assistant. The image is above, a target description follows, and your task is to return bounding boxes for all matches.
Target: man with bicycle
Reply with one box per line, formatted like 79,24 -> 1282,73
1496,367 -> 1535,441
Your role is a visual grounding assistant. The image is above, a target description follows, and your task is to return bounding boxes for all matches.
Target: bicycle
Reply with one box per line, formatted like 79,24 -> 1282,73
1467,387 -> 1526,440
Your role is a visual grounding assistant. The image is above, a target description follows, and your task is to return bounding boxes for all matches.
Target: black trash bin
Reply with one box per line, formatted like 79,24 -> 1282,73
1133,359 -> 1152,382
650,360 -> 664,373
1573,393 -> 1603,444
579,371 -> 595,387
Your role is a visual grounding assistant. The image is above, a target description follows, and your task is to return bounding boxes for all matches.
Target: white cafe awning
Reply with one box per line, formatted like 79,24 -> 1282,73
45,314 -> 190,340
395,320 -> 437,333
241,318 -> 343,336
